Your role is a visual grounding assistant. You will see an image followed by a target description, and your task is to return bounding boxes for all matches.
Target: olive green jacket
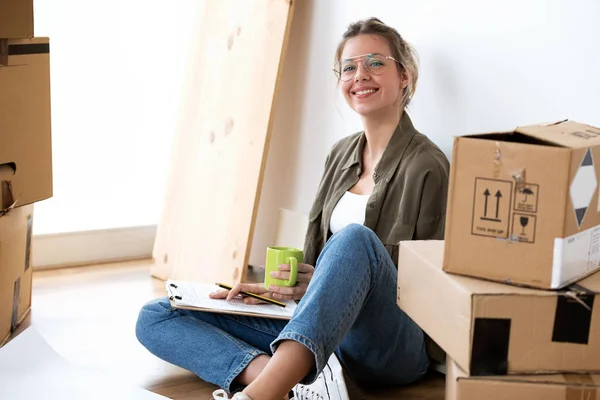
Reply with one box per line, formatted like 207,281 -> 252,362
303,112 -> 450,267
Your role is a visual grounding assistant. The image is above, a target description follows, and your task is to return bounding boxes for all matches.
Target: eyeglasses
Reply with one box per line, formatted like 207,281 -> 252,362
333,53 -> 401,82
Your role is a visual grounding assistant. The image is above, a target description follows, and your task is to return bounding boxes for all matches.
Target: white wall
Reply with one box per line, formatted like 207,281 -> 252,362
249,0 -> 600,266
31,0 -> 201,235
28,0 -> 600,267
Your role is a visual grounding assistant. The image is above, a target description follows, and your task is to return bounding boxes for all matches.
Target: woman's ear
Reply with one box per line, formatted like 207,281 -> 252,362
399,70 -> 409,90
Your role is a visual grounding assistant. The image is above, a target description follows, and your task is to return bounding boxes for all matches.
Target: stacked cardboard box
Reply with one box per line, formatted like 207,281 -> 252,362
446,357 -> 600,400
397,120 -> 600,398
0,0 -> 53,346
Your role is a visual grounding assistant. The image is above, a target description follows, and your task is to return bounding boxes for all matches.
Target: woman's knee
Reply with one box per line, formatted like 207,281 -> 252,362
315,224 -> 382,276
326,223 -> 380,257
135,297 -> 173,345
333,223 -> 380,247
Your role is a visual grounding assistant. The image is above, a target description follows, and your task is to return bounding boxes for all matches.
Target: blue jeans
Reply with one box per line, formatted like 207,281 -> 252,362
135,224 -> 428,393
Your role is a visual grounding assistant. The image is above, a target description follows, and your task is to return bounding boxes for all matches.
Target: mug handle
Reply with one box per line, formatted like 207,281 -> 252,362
286,256 -> 298,286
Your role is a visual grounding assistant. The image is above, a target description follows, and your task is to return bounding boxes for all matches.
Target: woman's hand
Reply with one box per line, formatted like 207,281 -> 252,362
209,283 -> 272,304
267,263 -> 314,301
208,263 -> 315,304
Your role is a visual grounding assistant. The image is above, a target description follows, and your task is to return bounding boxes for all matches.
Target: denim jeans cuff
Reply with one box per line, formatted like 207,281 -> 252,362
270,331 -> 323,384
223,349 -> 266,393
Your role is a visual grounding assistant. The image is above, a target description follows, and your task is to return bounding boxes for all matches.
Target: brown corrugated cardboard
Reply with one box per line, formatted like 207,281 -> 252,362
443,120 -> 600,289
397,240 -> 600,376
0,37 -> 52,209
0,205 -> 34,347
446,356 -> 600,400
0,0 -> 34,38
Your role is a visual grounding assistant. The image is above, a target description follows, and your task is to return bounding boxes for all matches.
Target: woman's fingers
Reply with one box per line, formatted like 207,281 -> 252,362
226,283 -> 269,301
270,271 -> 310,283
208,289 -> 230,299
208,279 -> 309,303
242,292 -> 274,305
280,263 -> 314,273
208,283 -> 269,301
270,263 -> 314,283
268,283 -> 308,300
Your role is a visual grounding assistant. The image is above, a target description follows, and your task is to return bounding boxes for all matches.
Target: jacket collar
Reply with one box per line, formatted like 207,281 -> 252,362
342,112 -> 418,181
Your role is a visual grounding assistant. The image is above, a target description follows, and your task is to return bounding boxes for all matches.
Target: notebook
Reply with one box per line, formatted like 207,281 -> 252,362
165,280 -> 297,320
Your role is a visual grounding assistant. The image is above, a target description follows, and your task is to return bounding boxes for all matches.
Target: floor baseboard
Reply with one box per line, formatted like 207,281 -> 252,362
32,225 -> 157,270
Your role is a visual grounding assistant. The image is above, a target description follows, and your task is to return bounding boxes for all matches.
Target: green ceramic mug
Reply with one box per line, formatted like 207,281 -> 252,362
264,246 -> 303,291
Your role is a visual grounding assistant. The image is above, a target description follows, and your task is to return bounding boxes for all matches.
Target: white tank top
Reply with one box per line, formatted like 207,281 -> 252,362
329,191 -> 371,234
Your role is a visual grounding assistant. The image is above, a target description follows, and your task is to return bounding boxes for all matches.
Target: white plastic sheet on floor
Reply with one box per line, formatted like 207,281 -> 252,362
0,327 -> 170,399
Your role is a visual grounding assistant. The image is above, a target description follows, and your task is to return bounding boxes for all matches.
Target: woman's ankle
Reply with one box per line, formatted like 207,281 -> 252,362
235,354 -> 271,387
242,340 -> 314,400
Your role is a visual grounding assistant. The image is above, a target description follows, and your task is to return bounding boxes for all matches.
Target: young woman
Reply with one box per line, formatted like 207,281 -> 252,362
136,17 -> 449,400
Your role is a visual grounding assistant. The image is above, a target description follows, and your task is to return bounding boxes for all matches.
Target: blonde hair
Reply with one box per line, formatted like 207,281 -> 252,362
335,17 -> 419,108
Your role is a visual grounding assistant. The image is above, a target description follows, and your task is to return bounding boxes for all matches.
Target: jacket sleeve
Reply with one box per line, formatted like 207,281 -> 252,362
302,152 -> 332,266
413,156 -> 449,240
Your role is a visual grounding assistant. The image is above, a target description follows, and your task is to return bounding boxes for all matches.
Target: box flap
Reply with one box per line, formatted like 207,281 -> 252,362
516,120 -> 600,149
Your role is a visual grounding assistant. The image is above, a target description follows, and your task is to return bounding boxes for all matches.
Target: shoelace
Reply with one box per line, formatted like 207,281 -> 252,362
294,364 -> 334,400
295,384 -> 325,400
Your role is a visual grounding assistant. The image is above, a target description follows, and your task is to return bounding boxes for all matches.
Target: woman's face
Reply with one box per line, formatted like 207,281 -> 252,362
338,34 -> 407,118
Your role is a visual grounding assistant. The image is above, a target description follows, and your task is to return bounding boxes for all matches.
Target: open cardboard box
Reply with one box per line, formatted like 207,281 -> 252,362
443,120 -> 600,289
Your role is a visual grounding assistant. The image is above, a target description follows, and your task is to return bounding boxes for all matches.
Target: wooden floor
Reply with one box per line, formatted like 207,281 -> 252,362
7,260 -> 445,400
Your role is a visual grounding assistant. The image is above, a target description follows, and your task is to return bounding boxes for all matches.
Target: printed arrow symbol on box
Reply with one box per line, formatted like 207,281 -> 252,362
495,190 -> 502,219
483,189 -> 490,217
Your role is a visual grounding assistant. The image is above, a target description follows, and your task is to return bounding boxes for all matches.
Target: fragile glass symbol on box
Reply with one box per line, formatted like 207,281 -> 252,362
520,216 -> 529,234
512,213 -> 536,243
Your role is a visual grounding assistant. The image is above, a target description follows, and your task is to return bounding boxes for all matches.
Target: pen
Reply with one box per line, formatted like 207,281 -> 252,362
215,283 -> 286,308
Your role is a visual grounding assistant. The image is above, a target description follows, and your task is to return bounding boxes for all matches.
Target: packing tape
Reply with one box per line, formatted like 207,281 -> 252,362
11,277 -> 20,331
563,373 -> 596,400
0,39 -> 7,66
8,42 -> 50,56
553,283 -> 595,345
470,318 -> 511,375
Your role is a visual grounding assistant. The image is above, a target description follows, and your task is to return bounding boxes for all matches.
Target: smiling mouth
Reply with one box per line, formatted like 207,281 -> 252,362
352,88 -> 379,96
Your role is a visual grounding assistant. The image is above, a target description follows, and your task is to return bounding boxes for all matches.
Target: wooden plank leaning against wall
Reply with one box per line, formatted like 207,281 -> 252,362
152,0 -> 296,286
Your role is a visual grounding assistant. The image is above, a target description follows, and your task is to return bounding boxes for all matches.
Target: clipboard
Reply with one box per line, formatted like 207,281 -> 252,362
165,280 -> 296,320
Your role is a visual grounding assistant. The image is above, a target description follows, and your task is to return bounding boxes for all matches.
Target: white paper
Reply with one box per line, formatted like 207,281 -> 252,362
166,280 -> 297,319
0,327 -> 170,400
552,225 -> 600,288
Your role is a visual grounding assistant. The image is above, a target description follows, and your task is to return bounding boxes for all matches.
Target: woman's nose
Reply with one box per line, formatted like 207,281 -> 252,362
354,63 -> 370,81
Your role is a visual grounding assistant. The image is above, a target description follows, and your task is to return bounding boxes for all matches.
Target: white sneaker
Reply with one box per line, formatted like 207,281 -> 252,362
212,389 -> 253,400
292,353 -> 349,400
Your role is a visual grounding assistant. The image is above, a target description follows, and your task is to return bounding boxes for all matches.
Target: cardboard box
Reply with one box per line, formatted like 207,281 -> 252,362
446,356 -> 600,400
0,204 -> 34,346
397,240 -> 600,376
443,120 -> 600,289
0,37 -> 52,209
0,0 -> 34,38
